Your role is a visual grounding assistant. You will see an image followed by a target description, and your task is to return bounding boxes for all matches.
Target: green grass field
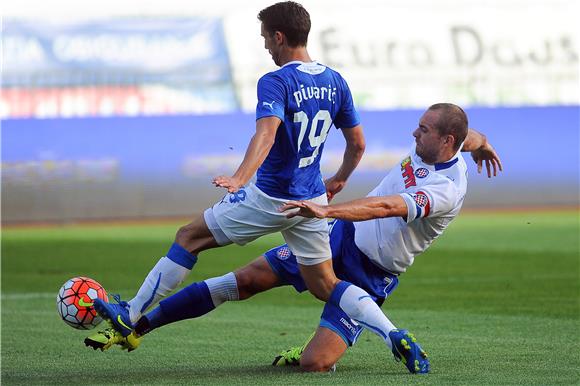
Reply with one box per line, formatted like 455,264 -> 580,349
2,211 -> 579,385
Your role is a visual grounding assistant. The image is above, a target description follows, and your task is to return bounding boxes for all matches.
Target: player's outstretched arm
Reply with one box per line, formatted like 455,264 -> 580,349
463,128 -> 503,178
281,195 -> 407,221
213,116 -> 280,192
324,125 -> 365,202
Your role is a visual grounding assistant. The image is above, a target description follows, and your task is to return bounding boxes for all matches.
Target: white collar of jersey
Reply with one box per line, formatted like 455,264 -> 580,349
281,60 -> 318,68
412,144 -> 462,171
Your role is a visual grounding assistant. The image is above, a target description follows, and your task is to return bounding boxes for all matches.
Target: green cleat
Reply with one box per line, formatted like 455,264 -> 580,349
272,345 -> 304,366
84,327 -> 142,352
272,331 -> 315,366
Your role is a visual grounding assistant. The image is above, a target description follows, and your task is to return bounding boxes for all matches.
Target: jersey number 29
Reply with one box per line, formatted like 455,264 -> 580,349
294,110 -> 332,168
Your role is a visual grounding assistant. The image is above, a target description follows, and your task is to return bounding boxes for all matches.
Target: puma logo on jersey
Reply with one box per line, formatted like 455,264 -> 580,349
262,100 -> 275,110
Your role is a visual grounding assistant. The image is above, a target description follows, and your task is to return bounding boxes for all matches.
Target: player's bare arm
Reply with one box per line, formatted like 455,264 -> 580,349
324,124 -> 365,202
462,128 -> 503,178
213,116 -> 281,192
281,195 -> 407,221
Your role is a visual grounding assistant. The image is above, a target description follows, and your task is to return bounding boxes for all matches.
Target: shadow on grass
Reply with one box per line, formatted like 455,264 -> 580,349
3,362 -> 410,385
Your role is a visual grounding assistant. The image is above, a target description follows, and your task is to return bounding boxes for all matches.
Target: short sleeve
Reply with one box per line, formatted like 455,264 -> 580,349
333,77 -> 360,129
399,178 -> 457,223
256,74 -> 286,121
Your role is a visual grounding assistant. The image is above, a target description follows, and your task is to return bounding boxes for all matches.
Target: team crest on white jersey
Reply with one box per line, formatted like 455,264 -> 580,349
415,168 -> 429,178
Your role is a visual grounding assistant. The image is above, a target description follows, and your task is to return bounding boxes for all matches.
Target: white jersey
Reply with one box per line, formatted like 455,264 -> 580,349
354,144 -> 468,273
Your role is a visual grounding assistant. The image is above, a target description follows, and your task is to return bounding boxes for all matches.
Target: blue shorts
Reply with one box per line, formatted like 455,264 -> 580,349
264,219 -> 399,346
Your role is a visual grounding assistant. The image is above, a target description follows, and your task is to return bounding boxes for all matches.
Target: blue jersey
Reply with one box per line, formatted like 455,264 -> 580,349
255,61 -> 360,200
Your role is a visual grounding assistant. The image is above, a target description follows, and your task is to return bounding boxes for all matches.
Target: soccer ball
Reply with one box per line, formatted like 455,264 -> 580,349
56,277 -> 108,329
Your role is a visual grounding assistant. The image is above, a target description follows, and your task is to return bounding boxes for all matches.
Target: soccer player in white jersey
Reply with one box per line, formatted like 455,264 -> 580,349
91,1 -> 422,371
86,103 -> 501,374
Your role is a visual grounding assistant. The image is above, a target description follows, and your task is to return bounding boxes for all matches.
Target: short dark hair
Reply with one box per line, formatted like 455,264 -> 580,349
258,1 -> 311,47
428,103 -> 468,151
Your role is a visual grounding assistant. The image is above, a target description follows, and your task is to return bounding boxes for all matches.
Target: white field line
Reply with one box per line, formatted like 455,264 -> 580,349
2,290 -> 134,300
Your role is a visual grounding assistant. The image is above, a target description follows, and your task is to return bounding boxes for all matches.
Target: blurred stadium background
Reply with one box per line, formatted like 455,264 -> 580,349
2,0 -> 579,222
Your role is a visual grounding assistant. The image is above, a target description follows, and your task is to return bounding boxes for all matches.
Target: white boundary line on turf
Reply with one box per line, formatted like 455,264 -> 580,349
2,293 -> 56,300
2,290 -> 135,300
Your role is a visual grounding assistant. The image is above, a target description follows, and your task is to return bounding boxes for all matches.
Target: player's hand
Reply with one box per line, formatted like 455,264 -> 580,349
324,176 -> 346,202
212,175 -> 243,193
471,142 -> 503,178
279,200 -> 329,219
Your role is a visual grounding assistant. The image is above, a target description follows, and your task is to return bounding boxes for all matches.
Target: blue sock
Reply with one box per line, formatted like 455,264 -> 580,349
143,281 -> 215,331
166,242 -> 198,269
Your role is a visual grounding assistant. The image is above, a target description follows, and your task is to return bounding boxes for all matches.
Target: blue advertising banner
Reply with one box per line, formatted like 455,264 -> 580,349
3,18 -> 232,87
3,106 -> 578,190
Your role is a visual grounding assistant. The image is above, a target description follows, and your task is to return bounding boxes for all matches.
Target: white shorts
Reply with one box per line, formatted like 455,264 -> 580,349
204,183 -> 331,264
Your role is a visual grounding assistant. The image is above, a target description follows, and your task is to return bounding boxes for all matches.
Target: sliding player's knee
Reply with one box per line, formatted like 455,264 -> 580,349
300,352 -> 335,372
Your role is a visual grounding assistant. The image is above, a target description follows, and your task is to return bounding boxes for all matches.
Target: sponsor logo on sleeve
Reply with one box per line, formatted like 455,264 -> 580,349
400,157 -> 416,187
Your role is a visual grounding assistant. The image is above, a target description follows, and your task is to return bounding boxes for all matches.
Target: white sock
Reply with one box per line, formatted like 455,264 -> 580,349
127,257 -> 190,324
204,272 -> 239,306
336,283 -> 397,349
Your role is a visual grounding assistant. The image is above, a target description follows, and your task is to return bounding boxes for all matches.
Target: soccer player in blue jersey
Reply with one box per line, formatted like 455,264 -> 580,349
91,1 -> 427,371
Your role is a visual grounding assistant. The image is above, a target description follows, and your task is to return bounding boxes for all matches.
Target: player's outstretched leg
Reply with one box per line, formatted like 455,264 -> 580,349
92,242 -> 199,336
89,271 -> 238,352
119,215 -> 220,326
84,327 -> 141,352
388,329 -> 429,374
132,271 -> 239,336
125,242 -> 199,324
